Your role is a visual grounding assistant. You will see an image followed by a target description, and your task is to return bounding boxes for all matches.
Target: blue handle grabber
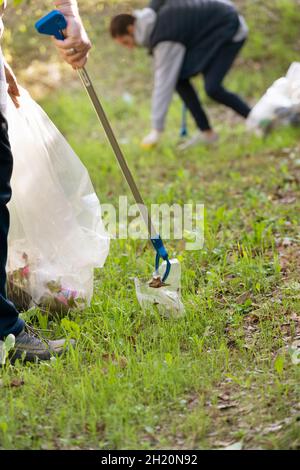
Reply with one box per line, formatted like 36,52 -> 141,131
35,10 -> 171,283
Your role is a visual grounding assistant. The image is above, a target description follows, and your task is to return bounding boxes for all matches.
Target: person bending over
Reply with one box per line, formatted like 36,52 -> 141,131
110,0 -> 251,149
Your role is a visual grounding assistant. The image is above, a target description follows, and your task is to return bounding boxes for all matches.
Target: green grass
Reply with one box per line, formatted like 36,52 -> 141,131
0,0 -> 300,450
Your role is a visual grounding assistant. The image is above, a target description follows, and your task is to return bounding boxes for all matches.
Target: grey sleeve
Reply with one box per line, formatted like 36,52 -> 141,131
152,41 -> 186,131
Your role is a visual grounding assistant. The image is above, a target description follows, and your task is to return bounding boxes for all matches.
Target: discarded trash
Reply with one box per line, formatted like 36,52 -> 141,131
6,88 -> 110,314
135,259 -> 185,318
247,62 -> 300,134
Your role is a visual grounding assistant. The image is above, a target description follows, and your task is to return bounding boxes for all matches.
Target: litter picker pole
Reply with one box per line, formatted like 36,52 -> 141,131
35,10 -> 171,282
77,67 -> 155,237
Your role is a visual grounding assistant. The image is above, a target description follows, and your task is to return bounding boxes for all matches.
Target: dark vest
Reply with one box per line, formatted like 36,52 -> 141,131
149,0 -> 166,12
149,0 -> 240,79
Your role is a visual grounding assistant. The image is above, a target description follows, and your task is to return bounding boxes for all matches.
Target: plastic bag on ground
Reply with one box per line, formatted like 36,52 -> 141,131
6,88 -> 110,313
135,259 -> 185,318
247,62 -> 300,134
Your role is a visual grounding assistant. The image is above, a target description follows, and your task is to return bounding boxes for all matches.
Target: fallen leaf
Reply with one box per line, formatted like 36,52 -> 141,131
290,348 -> 300,365
119,356 -> 128,369
236,292 -> 251,304
217,393 -> 231,402
261,423 -> 283,435
217,402 -> 238,411
282,197 -> 296,204
247,313 -> 260,324
282,238 -> 293,247
102,353 -> 128,369
10,378 -> 24,388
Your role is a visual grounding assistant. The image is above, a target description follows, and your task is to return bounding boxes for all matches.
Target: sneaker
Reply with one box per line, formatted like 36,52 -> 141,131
9,326 -> 74,363
178,131 -> 219,151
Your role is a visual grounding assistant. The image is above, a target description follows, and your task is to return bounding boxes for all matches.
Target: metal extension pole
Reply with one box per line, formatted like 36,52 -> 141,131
78,68 -> 158,241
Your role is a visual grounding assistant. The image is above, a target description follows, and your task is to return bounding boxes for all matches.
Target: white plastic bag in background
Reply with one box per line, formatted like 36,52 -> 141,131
6,88 -> 110,313
247,62 -> 300,133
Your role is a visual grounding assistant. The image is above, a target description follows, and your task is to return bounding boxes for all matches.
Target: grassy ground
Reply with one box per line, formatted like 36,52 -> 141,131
0,0 -> 300,450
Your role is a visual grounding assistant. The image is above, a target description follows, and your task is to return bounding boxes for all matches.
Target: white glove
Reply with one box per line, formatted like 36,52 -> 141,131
141,129 -> 162,149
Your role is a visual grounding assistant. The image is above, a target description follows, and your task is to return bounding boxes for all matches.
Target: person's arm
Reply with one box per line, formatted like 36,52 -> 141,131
141,41 -> 185,147
52,1 -> 91,69
152,41 -> 185,131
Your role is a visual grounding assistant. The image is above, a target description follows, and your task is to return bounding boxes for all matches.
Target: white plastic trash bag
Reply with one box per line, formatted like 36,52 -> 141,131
6,88 -> 110,313
247,62 -> 300,133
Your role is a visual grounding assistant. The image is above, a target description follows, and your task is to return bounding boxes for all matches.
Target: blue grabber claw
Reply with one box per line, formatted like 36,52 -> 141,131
35,10 -> 67,40
151,236 -> 171,283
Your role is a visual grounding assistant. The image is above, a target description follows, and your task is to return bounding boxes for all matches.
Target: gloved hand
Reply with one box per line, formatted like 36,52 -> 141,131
141,129 -> 162,149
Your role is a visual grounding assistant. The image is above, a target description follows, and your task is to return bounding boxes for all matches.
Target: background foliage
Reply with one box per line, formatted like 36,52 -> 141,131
0,0 -> 299,451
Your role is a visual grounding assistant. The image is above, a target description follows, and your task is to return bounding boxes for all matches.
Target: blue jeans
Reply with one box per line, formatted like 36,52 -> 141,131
0,111 -> 24,339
